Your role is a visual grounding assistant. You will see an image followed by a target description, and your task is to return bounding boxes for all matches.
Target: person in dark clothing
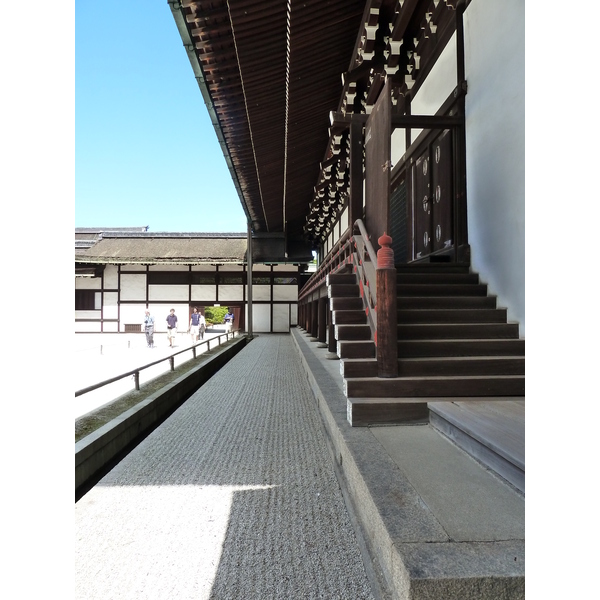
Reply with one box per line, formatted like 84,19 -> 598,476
189,307 -> 201,342
166,308 -> 178,347
223,309 -> 234,332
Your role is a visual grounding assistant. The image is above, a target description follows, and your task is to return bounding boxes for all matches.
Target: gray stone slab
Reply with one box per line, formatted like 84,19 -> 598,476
397,540 -> 525,599
371,425 -> 524,542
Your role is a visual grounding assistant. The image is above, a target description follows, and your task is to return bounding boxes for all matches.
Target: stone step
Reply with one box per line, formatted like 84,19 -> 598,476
398,338 -> 525,357
332,310 -> 367,325
398,283 -> 488,296
326,273 -> 358,285
335,324 -> 372,340
395,262 -> 470,274
337,340 -> 376,359
398,308 -> 507,323
340,356 -> 526,378
328,283 -> 361,297
330,297 -> 364,311
429,399 -> 525,492
397,272 -> 480,284
344,375 -> 525,398
346,397 -> 429,426
398,322 -> 520,339
397,295 -> 497,309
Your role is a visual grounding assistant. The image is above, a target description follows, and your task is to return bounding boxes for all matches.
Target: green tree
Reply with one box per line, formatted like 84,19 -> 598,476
204,306 -> 228,325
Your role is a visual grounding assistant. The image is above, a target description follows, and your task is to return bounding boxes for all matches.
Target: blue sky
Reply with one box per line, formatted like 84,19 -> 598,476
75,0 -> 248,233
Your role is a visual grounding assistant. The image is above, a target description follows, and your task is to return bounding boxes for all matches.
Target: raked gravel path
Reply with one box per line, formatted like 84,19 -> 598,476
75,334 -> 376,599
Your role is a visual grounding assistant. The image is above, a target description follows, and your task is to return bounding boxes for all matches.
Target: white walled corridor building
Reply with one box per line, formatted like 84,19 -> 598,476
75,228 -> 306,335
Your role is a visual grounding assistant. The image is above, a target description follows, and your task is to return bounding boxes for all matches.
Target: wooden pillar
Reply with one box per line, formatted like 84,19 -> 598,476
376,233 -> 398,377
328,308 -> 337,354
247,221 -> 253,337
327,312 -> 337,354
305,300 -> 312,332
310,299 -> 319,339
317,296 -> 327,344
365,80 -> 391,254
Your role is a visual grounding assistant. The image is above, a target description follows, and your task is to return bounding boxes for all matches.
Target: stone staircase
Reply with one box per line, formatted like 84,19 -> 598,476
328,264 -> 525,491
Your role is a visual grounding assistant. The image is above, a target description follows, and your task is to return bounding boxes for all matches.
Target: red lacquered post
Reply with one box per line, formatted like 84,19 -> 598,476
376,233 -> 398,378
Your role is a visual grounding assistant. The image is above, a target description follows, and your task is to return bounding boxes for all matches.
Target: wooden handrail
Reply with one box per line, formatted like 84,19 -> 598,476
298,219 -> 398,378
298,219 -> 378,305
75,330 -> 241,397
353,219 -> 378,270
351,219 -> 378,334
298,228 -> 353,301
297,219 -> 380,331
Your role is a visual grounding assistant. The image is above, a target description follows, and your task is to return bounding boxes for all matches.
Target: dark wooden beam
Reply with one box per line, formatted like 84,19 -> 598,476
349,119 -> 364,227
330,111 -> 462,130
390,0 -> 422,41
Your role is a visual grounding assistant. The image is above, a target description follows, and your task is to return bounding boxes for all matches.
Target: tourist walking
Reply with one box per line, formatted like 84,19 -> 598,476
189,307 -> 201,342
199,311 -> 206,339
143,309 -> 155,348
166,308 -> 178,347
223,309 -> 234,332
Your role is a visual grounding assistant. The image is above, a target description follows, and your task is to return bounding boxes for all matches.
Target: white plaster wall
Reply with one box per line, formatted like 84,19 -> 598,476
391,129 -> 406,169
104,265 -> 118,289
119,304 -> 147,331
411,33 -> 457,140
75,321 -> 102,333
75,277 -> 101,290
75,310 -> 100,321
218,285 -> 244,301
464,0 -> 525,335
251,304 -> 271,332
273,304 -> 290,332
249,285 -> 271,301
340,206 -> 349,234
103,292 -> 119,320
148,284 -> 188,301
333,223 -> 340,246
191,285 -> 216,301
290,303 -> 298,326
120,274 -> 146,301
273,285 -> 297,301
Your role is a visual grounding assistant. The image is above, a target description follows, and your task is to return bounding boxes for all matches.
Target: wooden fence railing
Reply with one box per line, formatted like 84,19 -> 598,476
298,219 -> 397,378
75,330 -> 241,397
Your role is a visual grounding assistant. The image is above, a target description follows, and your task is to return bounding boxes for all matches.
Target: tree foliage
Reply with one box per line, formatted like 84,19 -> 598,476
204,306 -> 229,325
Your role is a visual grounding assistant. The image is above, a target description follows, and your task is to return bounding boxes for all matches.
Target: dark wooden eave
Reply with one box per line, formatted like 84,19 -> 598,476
168,0 -> 461,248
169,0 -> 365,244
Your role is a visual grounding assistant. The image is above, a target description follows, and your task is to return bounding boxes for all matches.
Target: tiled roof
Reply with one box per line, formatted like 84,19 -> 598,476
75,231 -> 248,264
